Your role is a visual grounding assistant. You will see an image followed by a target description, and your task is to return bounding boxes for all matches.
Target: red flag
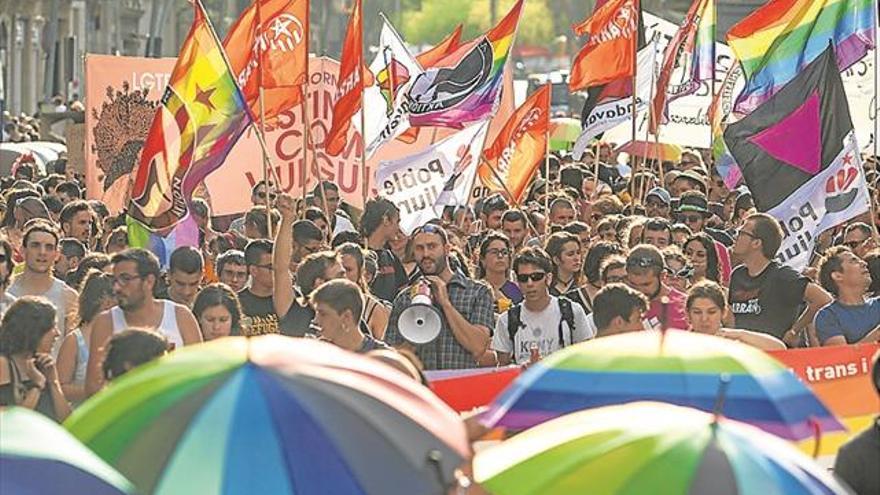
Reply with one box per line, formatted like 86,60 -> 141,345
224,0 -> 308,123
325,0 -> 363,157
569,0 -> 639,92
479,85 -> 550,202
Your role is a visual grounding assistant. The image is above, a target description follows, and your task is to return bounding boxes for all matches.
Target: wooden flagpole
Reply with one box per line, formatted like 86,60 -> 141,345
543,126 -> 550,229
628,0 -> 639,208
255,0 -> 273,239
481,155 -> 541,237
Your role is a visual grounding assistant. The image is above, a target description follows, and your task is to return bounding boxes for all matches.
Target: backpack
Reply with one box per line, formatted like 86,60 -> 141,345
507,297 -> 576,350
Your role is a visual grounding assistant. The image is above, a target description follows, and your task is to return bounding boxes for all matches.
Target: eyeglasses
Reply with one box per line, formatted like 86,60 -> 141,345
413,224 -> 444,236
486,248 -> 511,257
737,228 -> 759,240
256,191 -> 278,200
516,272 -> 547,283
113,274 -> 142,286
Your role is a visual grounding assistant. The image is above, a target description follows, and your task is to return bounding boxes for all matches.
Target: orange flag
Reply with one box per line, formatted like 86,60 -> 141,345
224,0 -> 308,123
416,24 -> 464,68
569,0 -> 639,92
479,84 -> 550,202
325,0 -> 363,156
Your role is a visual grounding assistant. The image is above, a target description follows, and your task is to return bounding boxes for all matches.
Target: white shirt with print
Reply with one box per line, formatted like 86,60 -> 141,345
493,296 -> 594,364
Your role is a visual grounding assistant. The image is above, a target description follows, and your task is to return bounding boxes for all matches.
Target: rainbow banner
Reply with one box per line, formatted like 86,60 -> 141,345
429,344 -> 880,458
405,0 -> 522,128
129,0 -> 251,230
727,0 -> 876,114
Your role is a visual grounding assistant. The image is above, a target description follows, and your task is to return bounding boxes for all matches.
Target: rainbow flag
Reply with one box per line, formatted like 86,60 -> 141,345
650,0 -> 715,132
129,0 -> 251,231
406,0 -> 523,128
727,0 -> 876,114
126,215 -> 200,269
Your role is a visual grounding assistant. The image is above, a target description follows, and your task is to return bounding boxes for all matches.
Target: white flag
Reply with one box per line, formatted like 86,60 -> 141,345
572,41 -> 658,160
362,19 -> 422,158
376,121 -> 490,234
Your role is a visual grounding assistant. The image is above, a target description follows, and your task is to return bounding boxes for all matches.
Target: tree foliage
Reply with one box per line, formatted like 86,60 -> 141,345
401,0 -> 555,47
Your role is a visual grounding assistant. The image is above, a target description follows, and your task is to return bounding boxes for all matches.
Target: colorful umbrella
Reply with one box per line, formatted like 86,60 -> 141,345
549,118 -> 581,151
481,330 -> 843,441
615,139 -> 683,162
474,402 -> 852,495
1,407 -> 135,495
65,336 -> 470,495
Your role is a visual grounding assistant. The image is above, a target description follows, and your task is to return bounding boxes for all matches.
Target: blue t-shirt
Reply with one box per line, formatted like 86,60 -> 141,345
814,298 -> 880,344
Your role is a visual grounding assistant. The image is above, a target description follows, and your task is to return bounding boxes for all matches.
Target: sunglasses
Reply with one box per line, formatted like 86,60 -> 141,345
671,266 -> 694,278
0,253 -> 6,263
681,214 -> 703,223
516,272 -> 547,283
256,191 -> 277,200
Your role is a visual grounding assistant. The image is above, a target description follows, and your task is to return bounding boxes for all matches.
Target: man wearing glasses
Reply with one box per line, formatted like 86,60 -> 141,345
238,239 -> 279,335
492,247 -> 592,366
384,224 -> 495,370
729,213 -> 831,346
842,223 -> 876,259
676,191 -> 733,247
229,180 -> 279,236
85,248 -> 202,396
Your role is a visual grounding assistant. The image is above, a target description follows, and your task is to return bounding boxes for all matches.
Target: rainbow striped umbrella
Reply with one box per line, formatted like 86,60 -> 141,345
474,402 -> 852,495
481,330 -> 843,440
1,407 -> 134,495
65,336 -> 470,495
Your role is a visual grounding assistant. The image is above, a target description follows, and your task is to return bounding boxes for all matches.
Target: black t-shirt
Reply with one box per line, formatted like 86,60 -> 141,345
279,301 -> 315,337
728,261 -> 808,339
369,248 -> 408,303
237,289 -> 279,335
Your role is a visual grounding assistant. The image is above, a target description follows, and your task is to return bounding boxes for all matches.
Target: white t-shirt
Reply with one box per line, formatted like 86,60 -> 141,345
493,297 -> 594,364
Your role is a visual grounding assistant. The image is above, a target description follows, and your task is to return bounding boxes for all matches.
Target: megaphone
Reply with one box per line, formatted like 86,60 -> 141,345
397,279 -> 443,344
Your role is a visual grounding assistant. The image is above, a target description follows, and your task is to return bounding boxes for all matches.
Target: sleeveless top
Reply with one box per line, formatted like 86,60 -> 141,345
109,301 -> 184,349
8,277 -> 68,357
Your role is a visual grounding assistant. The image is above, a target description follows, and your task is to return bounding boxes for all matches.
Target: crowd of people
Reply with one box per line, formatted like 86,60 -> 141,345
0,142 -> 878,492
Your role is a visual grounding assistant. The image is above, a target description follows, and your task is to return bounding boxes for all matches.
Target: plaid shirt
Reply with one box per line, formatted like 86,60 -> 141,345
385,271 -> 496,370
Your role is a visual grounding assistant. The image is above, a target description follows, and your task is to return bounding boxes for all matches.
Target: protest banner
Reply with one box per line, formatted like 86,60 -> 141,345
768,343 -> 880,460
84,54 -> 175,213
85,54 -> 513,216
376,121 -> 489,233
428,343 -> 880,459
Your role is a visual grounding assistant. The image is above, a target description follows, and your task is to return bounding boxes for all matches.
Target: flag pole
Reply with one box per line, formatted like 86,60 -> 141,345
593,140 -> 602,192
544,125 -> 550,230
709,0 -> 717,158
360,3 -> 369,211
255,1 -> 273,239
195,0 -> 283,228
628,0 -> 640,208
480,155 -> 541,237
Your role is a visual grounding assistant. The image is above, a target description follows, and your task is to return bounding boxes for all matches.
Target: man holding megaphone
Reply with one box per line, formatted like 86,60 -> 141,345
384,224 -> 496,370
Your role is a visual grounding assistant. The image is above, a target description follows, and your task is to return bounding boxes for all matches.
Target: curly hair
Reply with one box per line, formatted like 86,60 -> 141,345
0,297 -> 57,355
78,270 -> 114,326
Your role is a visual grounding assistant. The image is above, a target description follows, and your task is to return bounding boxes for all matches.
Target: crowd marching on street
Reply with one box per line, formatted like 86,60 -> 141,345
0,0 -> 879,494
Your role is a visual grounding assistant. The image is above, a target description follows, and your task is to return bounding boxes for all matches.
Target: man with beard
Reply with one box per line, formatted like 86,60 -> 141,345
384,224 -> 495,370
84,248 -> 202,396
7,221 -> 78,357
